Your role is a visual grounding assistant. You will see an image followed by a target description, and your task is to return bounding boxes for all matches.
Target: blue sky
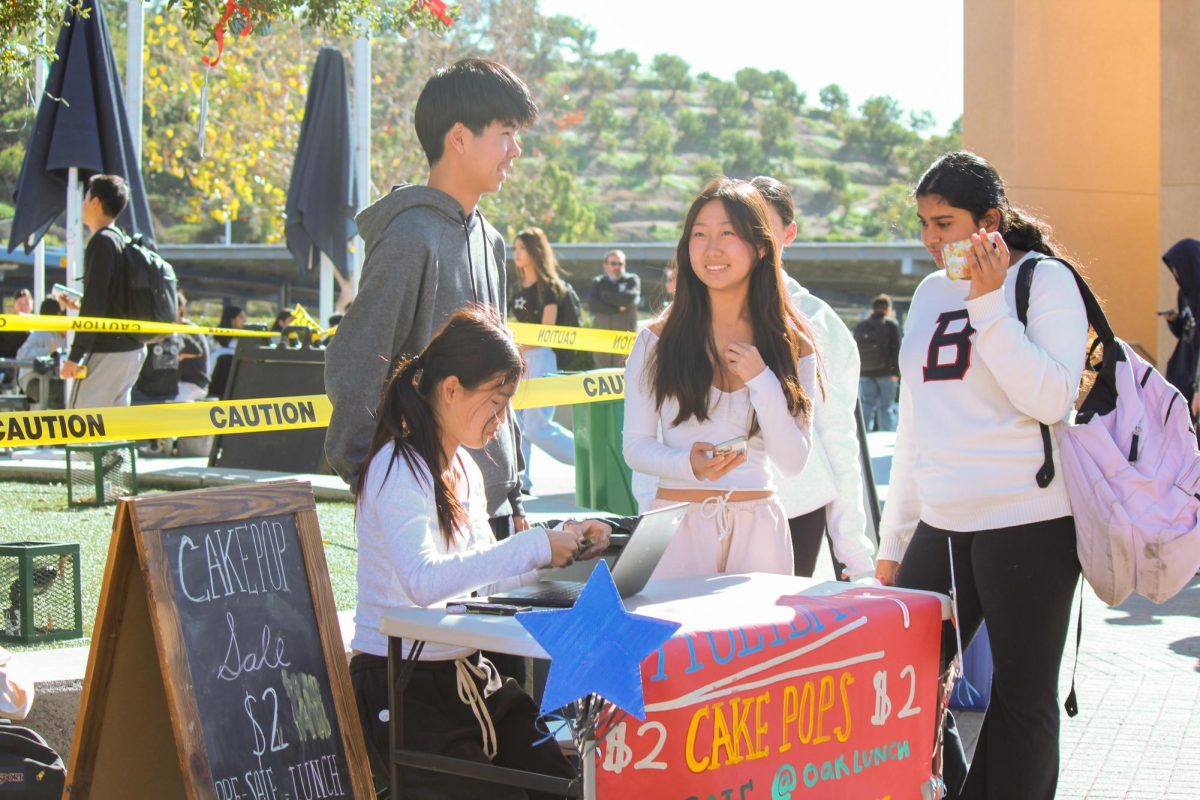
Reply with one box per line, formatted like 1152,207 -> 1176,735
539,0 -> 964,133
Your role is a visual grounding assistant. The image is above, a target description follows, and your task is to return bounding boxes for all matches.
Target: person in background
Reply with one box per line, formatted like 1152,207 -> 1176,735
0,289 -> 33,387
16,297 -> 67,406
509,227 -> 575,493
1161,238 -> 1200,410
62,175 -> 146,408
208,304 -> 245,399
588,249 -> 640,368
623,177 -> 818,578
348,306 -> 609,796
750,176 -> 876,581
876,150 -> 1087,799
175,291 -> 210,402
270,309 -> 295,332
853,293 -> 901,431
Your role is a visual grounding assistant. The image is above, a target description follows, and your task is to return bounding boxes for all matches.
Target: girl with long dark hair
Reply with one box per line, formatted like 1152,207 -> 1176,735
510,227 -> 575,493
622,177 -> 818,578
875,151 -> 1087,799
348,306 -> 609,797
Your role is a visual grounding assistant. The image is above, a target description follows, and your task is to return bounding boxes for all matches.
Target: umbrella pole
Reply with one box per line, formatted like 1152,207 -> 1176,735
319,252 -> 335,328
33,46 -> 48,303
66,168 -> 84,293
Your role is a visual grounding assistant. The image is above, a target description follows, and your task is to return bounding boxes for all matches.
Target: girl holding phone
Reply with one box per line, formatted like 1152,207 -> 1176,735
623,177 -> 818,579
876,151 -> 1087,799
509,227 -> 575,493
349,306 -> 609,797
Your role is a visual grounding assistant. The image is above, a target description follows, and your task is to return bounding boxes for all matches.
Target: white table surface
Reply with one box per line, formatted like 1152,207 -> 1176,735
379,574 -> 951,659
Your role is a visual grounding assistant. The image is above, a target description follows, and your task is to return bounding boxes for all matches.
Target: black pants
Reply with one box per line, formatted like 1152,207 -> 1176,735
896,517 -> 1080,800
788,506 -> 846,578
350,652 -> 574,799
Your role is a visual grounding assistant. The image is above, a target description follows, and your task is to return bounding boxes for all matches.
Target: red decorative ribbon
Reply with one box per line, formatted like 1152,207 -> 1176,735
202,0 -> 253,68
414,0 -> 454,26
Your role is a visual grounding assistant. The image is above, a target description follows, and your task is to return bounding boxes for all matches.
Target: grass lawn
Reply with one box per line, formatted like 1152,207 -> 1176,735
0,479 -> 358,652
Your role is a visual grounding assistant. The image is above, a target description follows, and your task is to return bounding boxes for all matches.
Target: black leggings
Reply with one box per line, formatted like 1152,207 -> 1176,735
788,506 -> 846,578
350,652 -> 573,799
896,517 -> 1080,800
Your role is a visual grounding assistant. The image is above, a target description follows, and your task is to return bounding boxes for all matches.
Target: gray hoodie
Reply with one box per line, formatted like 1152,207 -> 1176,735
324,183 -> 524,518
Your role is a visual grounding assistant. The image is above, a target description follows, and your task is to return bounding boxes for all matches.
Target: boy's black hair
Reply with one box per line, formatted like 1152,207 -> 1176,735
414,58 -> 539,167
85,174 -> 129,219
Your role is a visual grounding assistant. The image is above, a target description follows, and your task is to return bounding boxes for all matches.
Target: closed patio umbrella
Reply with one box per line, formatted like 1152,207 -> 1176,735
285,47 -> 355,325
7,0 -> 155,274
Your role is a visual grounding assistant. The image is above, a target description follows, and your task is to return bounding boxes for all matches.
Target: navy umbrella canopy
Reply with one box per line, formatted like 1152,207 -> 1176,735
7,0 -> 154,253
285,47 -> 355,276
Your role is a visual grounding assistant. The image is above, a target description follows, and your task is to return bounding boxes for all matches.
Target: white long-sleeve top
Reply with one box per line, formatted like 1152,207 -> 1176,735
622,327 -> 814,491
773,277 -> 875,579
352,443 -> 552,660
878,252 -> 1087,563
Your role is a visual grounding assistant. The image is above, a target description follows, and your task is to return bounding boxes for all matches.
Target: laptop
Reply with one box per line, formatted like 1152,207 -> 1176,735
488,503 -> 688,608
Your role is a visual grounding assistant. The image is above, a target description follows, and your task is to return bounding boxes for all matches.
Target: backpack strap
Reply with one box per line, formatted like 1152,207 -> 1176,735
1015,256 -> 1117,488
1016,259 -> 1057,488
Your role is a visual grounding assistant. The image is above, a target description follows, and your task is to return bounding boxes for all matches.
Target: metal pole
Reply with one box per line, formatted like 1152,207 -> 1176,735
32,42 -> 48,302
66,168 -> 84,293
319,252 -> 334,328
352,22 -> 371,297
126,0 -> 144,163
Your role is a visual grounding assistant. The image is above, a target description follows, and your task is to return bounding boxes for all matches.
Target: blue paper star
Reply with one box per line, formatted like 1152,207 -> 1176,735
516,560 -> 680,719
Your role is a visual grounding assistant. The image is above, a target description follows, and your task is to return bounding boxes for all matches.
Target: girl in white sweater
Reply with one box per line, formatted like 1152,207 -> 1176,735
623,177 -> 818,578
876,151 -> 1086,800
349,306 -> 610,798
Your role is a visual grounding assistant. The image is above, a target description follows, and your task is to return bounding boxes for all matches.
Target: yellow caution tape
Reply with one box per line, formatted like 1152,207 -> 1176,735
0,314 -> 277,339
512,369 -> 625,409
0,396 -> 329,447
0,371 -> 627,445
508,322 -> 637,356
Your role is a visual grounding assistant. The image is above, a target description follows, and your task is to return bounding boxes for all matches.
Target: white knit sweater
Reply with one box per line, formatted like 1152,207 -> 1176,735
352,443 -> 551,660
877,252 -> 1087,562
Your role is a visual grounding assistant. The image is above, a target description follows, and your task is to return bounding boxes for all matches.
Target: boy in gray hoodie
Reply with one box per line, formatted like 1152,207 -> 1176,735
325,58 -> 538,535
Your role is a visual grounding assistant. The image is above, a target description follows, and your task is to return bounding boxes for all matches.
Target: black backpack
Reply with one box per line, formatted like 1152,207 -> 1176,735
853,316 -> 893,374
0,721 -> 65,798
121,233 -> 178,344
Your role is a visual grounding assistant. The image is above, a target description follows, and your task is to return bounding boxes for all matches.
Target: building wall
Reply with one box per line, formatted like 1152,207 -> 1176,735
963,0 -> 1172,363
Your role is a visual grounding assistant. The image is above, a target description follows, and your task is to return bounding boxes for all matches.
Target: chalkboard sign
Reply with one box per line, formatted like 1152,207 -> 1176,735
68,481 -> 373,800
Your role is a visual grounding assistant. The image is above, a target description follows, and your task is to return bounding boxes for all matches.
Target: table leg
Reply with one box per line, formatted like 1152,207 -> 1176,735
389,637 -> 426,800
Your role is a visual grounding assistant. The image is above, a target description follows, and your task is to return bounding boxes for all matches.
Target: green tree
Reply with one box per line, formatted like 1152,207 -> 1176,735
706,79 -> 742,114
767,70 -> 803,111
694,156 -> 724,186
2,0 -> 455,82
606,48 -> 640,85
651,53 -> 692,106
908,109 -> 936,135
734,67 -> 773,105
674,107 -> 708,151
759,105 -> 796,158
717,129 -> 764,177
583,97 -> 620,153
819,83 -> 850,113
484,160 -> 609,242
861,181 -> 919,240
638,117 -> 678,186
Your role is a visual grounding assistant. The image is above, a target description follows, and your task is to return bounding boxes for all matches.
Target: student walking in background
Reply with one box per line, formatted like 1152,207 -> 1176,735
853,293 -> 901,430
1160,238 -> 1200,410
509,227 -> 575,493
349,307 -> 609,796
588,249 -> 640,367
623,177 -> 818,578
875,151 -> 1087,799
751,176 -> 876,581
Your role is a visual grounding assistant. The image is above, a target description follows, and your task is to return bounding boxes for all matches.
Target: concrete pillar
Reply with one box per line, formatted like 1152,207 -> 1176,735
963,0 -> 1179,363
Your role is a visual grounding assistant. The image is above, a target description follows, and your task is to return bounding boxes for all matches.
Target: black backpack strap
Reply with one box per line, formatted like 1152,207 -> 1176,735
1063,576 -> 1084,717
1016,259 -> 1056,488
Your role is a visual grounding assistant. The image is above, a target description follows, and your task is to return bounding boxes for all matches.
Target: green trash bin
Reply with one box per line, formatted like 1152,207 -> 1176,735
572,398 -> 637,515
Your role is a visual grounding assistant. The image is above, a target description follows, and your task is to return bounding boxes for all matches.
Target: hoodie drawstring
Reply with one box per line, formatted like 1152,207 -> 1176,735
455,656 -> 500,759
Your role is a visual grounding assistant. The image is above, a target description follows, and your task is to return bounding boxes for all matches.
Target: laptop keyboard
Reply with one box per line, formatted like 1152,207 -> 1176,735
516,581 -> 586,605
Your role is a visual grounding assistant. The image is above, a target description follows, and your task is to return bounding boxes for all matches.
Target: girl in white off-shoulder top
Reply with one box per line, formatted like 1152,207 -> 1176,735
623,177 -> 820,579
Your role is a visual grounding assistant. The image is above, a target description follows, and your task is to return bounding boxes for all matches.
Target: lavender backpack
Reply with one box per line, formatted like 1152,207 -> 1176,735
1019,257 -> 1200,606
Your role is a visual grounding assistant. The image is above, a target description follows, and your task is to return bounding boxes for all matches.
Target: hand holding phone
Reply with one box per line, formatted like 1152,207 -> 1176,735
708,435 -> 748,458
690,440 -> 747,482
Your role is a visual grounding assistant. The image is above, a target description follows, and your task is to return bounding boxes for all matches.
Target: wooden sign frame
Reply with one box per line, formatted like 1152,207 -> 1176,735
67,480 -> 373,800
